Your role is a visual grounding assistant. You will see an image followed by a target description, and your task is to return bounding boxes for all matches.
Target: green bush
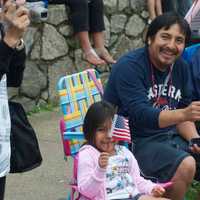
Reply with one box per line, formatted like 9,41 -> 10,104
186,181 -> 200,200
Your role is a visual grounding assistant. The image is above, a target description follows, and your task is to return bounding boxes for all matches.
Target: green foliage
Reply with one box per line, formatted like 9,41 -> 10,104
27,103 -> 56,116
186,181 -> 200,200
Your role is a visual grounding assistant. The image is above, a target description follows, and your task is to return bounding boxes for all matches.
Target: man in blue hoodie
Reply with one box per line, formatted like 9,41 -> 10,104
104,13 -> 200,200
183,44 -> 200,101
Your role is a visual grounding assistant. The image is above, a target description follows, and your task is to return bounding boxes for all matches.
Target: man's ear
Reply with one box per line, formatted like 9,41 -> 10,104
149,35 -> 156,44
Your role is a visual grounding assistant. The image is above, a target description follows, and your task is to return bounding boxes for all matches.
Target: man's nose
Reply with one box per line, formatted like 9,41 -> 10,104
167,39 -> 177,51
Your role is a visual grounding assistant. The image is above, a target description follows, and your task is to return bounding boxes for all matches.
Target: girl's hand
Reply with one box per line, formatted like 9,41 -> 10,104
151,185 -> 165,197
98,152 -> 110,169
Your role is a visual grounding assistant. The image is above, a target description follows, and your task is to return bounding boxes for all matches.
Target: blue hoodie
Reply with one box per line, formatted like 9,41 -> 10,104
190,48 -> 200,100
104,47 -> 193,138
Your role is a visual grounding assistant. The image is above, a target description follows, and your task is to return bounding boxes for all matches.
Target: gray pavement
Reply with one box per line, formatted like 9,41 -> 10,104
5,107 -> 73,200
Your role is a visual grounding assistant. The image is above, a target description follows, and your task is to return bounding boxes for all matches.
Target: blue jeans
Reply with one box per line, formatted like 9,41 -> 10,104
162,0 -> 192,17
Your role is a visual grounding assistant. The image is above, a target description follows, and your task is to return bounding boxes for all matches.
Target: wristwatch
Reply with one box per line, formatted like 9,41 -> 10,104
15,39 -> 25,51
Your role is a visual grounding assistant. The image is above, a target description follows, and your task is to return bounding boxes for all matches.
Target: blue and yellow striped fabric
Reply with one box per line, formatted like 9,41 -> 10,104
57,69 -> 102,156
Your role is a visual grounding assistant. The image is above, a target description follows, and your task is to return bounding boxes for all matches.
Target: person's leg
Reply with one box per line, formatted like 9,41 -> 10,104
89,0 -> 105,33
164,156 -> 196,200
68,0 -> 105,65
76,31 -> 105,65
92,32 -> 116,64
67,0 -> 89,34
190,152 -> 200,181
147,0 -> 156,20
177,0 -> 192,17
89,0 -> 116,64
0,176 -> 6,200
161,0 -> 175,13
155,0 -> 163,16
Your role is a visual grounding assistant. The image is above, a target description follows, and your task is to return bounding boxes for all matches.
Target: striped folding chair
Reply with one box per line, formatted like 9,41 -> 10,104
57,69 -> 102,157
57,69 -> 103,199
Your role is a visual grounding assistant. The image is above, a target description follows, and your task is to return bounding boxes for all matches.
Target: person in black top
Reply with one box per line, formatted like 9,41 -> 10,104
162,0 -> 192,17
67,0 -> 116,66
0,0 -> 29,199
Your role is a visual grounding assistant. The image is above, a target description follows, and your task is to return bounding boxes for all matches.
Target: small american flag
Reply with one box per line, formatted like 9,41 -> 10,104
111,114 -> 131,143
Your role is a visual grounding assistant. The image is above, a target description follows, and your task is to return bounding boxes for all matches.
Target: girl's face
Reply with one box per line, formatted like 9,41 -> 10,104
94,118 -> 114,153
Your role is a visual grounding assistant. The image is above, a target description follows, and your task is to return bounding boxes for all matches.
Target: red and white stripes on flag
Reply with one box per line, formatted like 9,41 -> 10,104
111,114 -> 131,143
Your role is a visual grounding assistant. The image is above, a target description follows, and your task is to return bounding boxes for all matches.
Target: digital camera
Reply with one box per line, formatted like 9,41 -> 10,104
25,0 -> 48,22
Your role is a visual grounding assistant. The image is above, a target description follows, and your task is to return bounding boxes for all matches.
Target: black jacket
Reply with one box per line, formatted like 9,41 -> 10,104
0,24 -> 26,87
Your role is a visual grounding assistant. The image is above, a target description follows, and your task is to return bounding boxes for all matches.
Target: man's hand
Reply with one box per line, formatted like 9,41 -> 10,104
183,102 -> 200,122
151,185 -> 165,197
2,0 -> 30,48
190,143 -> 200,154
98,152 -> 110,169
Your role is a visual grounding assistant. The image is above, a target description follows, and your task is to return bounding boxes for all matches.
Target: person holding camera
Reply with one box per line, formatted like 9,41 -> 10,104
104,13 -> 200,200
0,0 -> 29,199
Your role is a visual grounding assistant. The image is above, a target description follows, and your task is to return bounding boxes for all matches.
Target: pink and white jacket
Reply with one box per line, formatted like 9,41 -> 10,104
77,145 -> 156,200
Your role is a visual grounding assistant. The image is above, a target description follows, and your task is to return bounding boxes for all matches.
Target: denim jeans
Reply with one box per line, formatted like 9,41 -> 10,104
162,0 -> 192,17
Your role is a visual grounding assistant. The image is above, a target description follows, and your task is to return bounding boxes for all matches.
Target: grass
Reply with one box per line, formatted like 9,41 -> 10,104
27,103 -> 57,116
186,181 -> 200,200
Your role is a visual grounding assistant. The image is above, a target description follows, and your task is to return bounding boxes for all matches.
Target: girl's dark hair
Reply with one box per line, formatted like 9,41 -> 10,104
83,101 -> 115,145
145,12 -> 191,45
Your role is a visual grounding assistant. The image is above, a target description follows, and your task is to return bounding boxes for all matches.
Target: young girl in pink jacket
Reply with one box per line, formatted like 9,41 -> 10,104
77,101 -> 171,200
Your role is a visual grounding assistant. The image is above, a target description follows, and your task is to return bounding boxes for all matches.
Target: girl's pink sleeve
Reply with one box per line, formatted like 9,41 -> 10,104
77,149 -> 106,198
127,149 -> 156,195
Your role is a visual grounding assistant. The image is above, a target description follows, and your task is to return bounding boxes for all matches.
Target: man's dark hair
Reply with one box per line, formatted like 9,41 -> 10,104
145,12 -> 191,45
83,101 -> 115,146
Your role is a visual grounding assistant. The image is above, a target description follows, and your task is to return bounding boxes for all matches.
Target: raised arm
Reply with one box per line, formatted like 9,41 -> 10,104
0,0 -> 29,83
77,149 -> 106,198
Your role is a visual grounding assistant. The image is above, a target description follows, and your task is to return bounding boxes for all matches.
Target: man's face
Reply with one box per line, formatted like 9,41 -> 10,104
148,23 -> 186,70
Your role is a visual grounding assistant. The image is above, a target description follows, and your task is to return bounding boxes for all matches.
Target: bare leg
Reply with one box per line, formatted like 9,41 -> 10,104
155,0 -> 162,16
92,32 -> 116,64
164,156 -> 196,200
76,31 -> 105,65
147,0 -> 156,20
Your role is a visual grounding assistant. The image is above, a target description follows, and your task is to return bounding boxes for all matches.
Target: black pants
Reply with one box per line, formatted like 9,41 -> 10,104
67,0 -> 105,33
0,177 -> 6,200
162,0 -> 192,17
